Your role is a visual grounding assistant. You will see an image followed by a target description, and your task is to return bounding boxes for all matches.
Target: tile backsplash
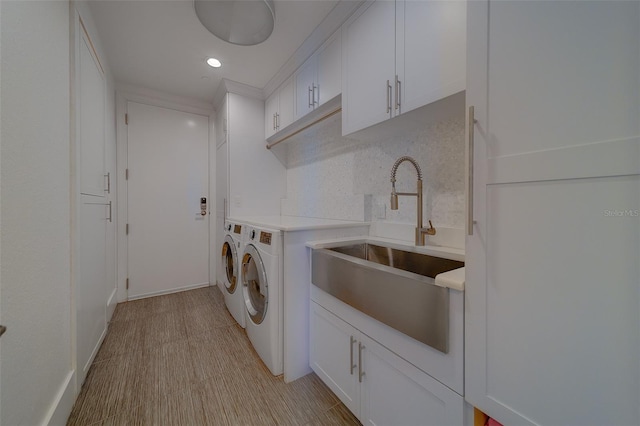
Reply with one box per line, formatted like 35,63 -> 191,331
282,100 -> 466,229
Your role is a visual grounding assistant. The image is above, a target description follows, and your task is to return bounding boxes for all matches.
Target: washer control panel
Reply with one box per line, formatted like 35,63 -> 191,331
259,232 -> 272,245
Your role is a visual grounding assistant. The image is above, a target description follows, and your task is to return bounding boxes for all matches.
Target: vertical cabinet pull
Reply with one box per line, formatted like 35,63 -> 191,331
104,172 -> 111,194
386,80 -> 392,114
358,342 -> 365,383
107,201 -> 112,223
350,336 -> 356,375
273,113 -> 276,131
468,106 -> 477,236
395,75 -> 401,111
308,86 -> 313,108
276,113 -> 279,130
312,84 -> 318,106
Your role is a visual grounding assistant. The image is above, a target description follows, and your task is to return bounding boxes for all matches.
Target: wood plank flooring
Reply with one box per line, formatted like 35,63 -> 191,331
67,286 -> 360,426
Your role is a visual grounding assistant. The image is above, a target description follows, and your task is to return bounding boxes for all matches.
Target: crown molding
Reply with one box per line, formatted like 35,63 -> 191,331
213,78 -> 264,109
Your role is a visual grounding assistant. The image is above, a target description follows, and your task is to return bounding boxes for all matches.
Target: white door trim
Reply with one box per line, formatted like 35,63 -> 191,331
115,88 -> 214,302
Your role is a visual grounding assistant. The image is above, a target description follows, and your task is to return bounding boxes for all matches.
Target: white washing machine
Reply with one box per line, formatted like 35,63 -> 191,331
221,220 -> 246,328
241,225 -> 283,375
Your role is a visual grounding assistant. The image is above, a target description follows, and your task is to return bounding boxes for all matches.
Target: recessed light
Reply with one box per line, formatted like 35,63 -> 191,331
206,57 -> 222,68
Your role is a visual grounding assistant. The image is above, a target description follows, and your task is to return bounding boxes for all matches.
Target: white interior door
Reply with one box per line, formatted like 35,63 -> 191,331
127,102 -> 209,298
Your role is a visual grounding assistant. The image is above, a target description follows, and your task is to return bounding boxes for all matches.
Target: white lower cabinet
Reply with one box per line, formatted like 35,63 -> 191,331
310,302 -> 463,425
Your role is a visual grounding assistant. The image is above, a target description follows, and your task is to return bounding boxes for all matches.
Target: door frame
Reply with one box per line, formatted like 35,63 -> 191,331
115,87 -> 215,303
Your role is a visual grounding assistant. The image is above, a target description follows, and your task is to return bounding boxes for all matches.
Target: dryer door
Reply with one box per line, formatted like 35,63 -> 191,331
241,244 -> 268,325
221,235 -> 238,294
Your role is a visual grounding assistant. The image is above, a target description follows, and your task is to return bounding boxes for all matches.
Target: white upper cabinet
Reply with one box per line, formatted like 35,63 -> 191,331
295,55 -> 317,120
342,0 -> 396,135
264,76 -> 294,139
295,30 -> 342,121
465,2 -> 640,425
398,0 -> 466,114
316,30 -> 342,108
342,0 -> 466,136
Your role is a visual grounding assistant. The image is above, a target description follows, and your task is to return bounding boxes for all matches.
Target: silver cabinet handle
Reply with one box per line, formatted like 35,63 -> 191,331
276,112 -> 280,130
468,106 -> 477,236
350,336 -> 356,375
85,202 -> 112,222
358,342 -> 365,383
273,113 -> 276,131
104,172 -> 111,194
386,80 -> 392,114
0,325 -> 6,338
313,84 -> 318,106
395,75 -> 401,111
308,86 -> 313,108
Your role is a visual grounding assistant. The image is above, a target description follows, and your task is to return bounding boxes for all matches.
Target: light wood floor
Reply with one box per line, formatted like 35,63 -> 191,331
67,286 -> 360,426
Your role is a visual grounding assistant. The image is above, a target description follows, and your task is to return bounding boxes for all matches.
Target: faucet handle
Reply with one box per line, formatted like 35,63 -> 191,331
426,220 -> 436,236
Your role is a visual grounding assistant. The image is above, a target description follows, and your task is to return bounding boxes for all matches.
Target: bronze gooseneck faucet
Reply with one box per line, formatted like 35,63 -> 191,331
390,156 -> 436,246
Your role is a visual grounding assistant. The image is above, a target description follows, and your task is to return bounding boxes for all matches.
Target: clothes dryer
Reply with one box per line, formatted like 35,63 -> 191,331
241,225 -> 283,375
221,220 -> 246,328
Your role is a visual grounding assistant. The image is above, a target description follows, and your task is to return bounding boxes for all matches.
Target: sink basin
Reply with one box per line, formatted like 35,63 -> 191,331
311,242 -> 464,353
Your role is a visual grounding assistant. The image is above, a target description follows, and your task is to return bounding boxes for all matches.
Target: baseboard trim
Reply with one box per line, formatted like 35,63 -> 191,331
107,287 -> 118,321
81,326 -> 108,382
43,370 -> 76,426
127,282 -> 211,301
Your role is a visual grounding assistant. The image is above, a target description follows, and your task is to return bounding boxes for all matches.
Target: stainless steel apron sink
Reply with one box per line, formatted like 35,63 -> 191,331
312,243 -> 464,353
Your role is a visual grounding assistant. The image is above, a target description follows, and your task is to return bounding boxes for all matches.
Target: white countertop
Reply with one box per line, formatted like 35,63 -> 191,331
229,215 -> 370,232
306,235 -> 465,291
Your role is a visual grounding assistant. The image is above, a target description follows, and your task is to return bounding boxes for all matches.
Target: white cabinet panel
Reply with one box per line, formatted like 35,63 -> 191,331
465,1 -> 640,425
278,77 -> 295,130
310,303 -> 360,415
78,197 -> 107,383
398,0 -> 466,115
342,0 -> 396,135
316,31 -> 341,107
216,94 -> 228,147
79,34 -> 105,196
359,334 -> 464,426
265,91 -> 278,139
487,2 -> 639,158
295,56 -> 317,121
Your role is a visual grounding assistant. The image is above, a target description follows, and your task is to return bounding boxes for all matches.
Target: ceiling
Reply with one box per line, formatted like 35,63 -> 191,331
87,0 -> 339,104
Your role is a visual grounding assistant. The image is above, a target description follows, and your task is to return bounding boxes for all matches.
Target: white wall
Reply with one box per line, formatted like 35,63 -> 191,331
0,1 -> 73,424
284,94 -> 466,228
228,92 -> 286,217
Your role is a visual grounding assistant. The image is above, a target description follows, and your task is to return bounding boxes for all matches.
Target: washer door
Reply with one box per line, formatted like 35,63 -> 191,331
241,244 -> 268,325
221,235 -> 238,294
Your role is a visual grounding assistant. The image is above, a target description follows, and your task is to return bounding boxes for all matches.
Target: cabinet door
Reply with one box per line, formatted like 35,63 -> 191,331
264,91 -> 278,139
465,2 -> 640,425
216,94 -> 228,147
310,303 -> 360,416
341,0 -> 395,136
78,196 -> 107,384
316,30 -> 342,107
358,334 -> 463,426
397,0 -> 465,115
294,55 -> 317,121
79,32 -> 105,196
278,76 -> 295,130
